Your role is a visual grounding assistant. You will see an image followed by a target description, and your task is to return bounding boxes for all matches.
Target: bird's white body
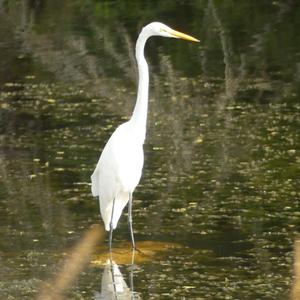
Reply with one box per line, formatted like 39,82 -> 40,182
91,22 -> 198,243
91,121 -> 144,231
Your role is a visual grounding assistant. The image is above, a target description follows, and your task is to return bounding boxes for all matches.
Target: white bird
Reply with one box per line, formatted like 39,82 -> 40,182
91,22 -> 199,251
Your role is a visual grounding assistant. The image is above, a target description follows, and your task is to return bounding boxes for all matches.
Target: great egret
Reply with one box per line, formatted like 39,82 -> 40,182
91,22 -> 199,251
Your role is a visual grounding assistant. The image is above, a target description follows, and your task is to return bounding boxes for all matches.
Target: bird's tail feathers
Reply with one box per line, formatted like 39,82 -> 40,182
101,191 -> 129,231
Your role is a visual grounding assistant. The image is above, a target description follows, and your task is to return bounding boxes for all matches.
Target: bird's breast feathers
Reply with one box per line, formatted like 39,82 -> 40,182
98,122 -> 144,193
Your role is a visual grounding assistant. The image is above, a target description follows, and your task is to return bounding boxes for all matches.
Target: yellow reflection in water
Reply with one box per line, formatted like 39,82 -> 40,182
92,240 -> 183,265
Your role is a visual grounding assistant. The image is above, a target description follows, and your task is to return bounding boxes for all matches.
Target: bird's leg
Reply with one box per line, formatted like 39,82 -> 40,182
109,223 -> 113,252
128,193 -> 136,250
109,197 -> 116,253
129,250 -> 135,297
110,262 -> 118,297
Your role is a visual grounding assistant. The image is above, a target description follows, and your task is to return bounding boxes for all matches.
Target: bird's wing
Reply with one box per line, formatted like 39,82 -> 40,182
91,167 -> 100,197
111,123 -> 144,192
91,122 -> 144,230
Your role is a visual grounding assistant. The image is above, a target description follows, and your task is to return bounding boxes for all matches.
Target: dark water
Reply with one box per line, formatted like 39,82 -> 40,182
0,0 -> 300,299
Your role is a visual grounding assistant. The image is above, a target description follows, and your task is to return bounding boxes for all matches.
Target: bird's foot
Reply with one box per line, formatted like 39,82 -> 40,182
132,246 -> 142,254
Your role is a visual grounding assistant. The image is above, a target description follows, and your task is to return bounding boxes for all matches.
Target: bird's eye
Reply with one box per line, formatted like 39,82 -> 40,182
160,28 -> 166,33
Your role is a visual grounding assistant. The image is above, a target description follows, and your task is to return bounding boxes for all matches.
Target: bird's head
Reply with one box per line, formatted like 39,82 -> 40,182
142,22 -> 199,42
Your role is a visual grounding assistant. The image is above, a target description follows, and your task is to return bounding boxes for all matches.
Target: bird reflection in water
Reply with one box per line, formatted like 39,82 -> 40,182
95,252 -> 141,300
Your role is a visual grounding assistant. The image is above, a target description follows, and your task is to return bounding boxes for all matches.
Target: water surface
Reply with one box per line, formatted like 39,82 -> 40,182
0,1 -> 300,299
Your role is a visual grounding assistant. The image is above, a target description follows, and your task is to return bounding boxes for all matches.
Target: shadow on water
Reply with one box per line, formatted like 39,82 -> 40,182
0,0 -> 300,299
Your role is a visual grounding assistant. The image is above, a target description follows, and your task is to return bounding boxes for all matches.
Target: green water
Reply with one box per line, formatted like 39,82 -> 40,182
0,1 -> 300,299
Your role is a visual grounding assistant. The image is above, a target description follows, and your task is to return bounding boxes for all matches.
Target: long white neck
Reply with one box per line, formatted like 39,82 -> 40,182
130,31 -> 150,138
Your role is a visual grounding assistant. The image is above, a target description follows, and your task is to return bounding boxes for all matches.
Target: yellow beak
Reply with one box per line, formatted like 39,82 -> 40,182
169,29 -> 200,42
